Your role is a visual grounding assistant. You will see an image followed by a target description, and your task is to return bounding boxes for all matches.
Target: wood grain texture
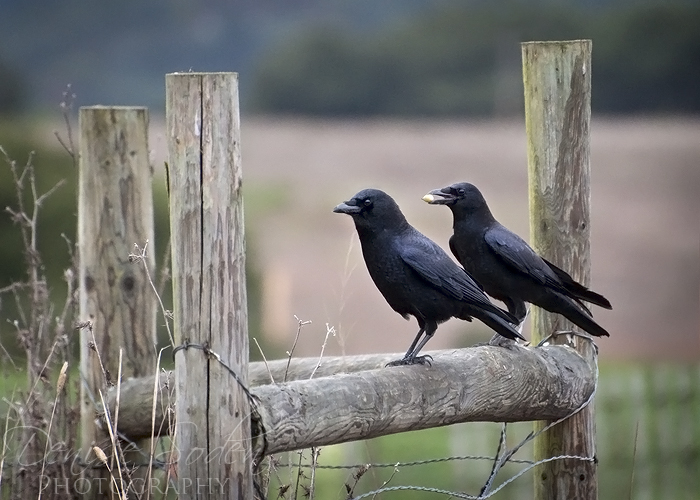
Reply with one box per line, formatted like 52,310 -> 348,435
522,40 -> 597,500
254,345 -> 594,455
110,350 -> 436,439
166,72 -> 252,499
108,346 -> 595,458
78,106 -> 156,457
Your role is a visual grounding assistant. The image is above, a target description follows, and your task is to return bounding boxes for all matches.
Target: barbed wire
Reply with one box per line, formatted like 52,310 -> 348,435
346,331 -> 600,499
279,454 -> 536,469
350,454 -> 596,500
2,331 -> 599,500
172,340 -> 260,406
173,331 -> 598,499
270,330 -> 599,499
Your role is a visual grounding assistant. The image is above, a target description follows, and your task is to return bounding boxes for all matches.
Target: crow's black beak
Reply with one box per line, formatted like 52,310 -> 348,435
333,202 -> 362,214
422,188 -> 455,205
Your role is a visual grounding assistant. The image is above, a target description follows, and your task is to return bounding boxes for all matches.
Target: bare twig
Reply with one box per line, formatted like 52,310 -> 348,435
309,323 -> 336,380
629,420 -> 640,500
253,337 -> 275,384
344,464 -> 369,499
0,401 -> 12,491
54,84 -> 77,164
155,238 -> 172,302
0,94 -> 79,498
111,350 -> 124,472
292,450 -> 306,500
283,315 -> 311,383
308,447 -> 321,500
99,389 -> 128,499
130,241 -> 174,346
371,464 -> 400,500
93,442 -> 126,500
0,334 -> 19,371
38,361 -> 68,500
336,233 -> 358,356
146,348 -> 168,500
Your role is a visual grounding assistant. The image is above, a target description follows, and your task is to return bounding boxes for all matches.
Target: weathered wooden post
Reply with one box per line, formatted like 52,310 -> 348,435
78,106 -> 156,494
522,40 -> 597,499
166,72 -> 253,498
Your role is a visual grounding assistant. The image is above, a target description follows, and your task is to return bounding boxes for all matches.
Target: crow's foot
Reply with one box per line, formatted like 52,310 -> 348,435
386,354 -> 433,367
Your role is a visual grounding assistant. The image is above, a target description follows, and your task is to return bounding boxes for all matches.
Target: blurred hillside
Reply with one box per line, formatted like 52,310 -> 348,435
0,0 -> 699,116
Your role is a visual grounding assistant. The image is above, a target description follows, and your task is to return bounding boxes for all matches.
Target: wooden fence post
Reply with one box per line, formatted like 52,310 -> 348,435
522,40 -> 597,499
78,106 -> 156,494
166,72 -> 253,498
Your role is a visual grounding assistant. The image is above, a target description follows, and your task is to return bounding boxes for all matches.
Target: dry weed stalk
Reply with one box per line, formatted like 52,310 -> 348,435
262,318 -> 336,499
0,86 -> 79,498
1,89 -> 178,499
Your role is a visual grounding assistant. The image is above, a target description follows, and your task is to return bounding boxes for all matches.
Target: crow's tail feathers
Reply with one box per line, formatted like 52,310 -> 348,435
477,299 -> 520,325
478,310 -> 526,341
544,258 -> 612,310
562,305 -> 610,337
569,286 -> 612,310
545,292 -> 611,337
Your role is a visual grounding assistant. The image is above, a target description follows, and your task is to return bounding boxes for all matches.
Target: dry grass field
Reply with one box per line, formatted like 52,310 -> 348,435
151,116 -> 699,361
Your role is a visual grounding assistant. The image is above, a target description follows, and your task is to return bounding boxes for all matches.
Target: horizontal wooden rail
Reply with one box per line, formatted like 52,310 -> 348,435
108,345 -> 594,455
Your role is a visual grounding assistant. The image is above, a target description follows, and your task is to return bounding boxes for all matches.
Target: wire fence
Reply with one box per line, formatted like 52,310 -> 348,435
266,362 -> 700,500
0,353 -> 697,499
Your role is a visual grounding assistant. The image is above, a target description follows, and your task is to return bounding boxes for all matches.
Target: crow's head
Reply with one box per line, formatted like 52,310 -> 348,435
422,182 -> 488,214
334,188 -> 407,231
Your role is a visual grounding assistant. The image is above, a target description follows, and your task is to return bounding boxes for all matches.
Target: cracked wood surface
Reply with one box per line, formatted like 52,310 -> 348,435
78,106 -> 156,462
109,345 -> 595,457
523,39 -> 598,500
166,72 -> 252,499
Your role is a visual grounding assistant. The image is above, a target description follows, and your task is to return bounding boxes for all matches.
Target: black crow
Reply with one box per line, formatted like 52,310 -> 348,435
333,188 -> 524,365
423,182 -> 612,337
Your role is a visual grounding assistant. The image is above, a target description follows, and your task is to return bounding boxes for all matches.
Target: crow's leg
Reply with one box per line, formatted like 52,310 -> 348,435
386,324 -> 425,367
386,322 -> 436,367
503,297 -> 528,324
403,324 -> 426,359
488,304 -> 530,347
404,321 -> 438,365
516,306 -> 530,336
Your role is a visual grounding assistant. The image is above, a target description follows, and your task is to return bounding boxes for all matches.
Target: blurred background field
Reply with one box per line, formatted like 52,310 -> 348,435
0,0 -> 698,498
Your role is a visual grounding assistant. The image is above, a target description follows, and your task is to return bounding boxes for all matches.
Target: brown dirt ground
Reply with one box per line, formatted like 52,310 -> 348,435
150,116 -> 699,361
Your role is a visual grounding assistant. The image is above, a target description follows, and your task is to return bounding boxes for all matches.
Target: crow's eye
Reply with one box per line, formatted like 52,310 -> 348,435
363,199 -> 373,208
458,188 -> 466,196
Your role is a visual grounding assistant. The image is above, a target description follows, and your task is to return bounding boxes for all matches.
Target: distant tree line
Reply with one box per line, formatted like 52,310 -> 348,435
0,54 -> 25,114
249,2 -> 700,116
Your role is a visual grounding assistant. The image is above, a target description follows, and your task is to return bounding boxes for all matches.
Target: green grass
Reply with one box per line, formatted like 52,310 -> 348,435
0,366 -> 28,419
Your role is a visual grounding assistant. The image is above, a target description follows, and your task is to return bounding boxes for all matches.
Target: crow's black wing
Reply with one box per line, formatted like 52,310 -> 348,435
447,234 -> 486,292
448,235 -> 463,266
398,232 -> 511,319
484,224 -> 563,288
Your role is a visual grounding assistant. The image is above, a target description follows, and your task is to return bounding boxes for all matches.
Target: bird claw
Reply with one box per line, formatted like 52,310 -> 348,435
488,334 -> 520,349
535,330 -> 598,353
385,359 -> 410,367
412,354 -> 433,366
386,354 -> 433,367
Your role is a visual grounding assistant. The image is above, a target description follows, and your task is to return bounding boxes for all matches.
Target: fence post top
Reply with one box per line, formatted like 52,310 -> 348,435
166,71 -> 239,78
79,105 -> 149,111
521,39 -> 591,47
